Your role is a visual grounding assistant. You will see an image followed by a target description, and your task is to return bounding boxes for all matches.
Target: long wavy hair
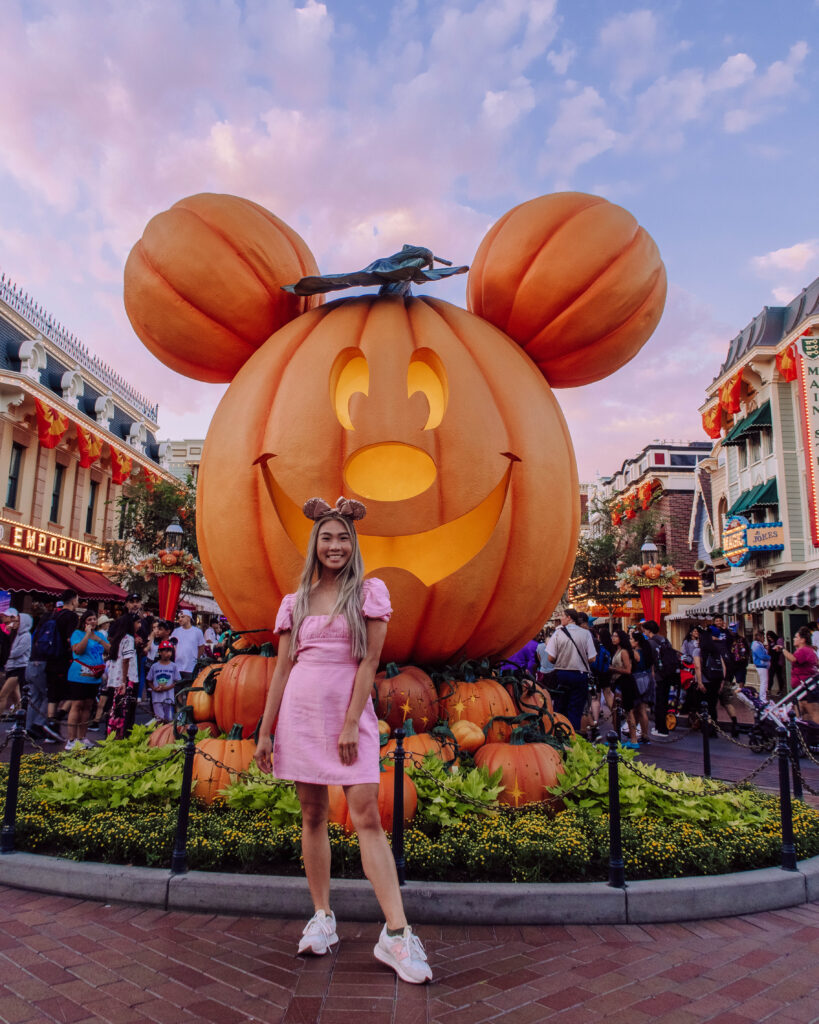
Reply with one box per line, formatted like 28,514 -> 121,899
289,513 -> 367,660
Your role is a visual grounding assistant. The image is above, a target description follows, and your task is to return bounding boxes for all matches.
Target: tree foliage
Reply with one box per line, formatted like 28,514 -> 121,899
572,497 -> 662,601
105,475 -> 199,598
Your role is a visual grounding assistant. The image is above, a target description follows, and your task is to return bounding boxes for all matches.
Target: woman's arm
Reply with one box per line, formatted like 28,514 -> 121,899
95,632 -> 111,655
781,647 -> 796,664
254,633 -> 296,773
72,631 -> 91,655
338,619 -> 388,766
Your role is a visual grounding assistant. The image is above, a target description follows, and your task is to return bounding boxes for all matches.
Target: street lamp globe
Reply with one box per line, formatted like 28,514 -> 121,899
165,516 -> 184,552
641,539 -> 659,567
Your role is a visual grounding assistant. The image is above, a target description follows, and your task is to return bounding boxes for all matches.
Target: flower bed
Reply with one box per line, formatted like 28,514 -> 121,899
2,732 -> 819,883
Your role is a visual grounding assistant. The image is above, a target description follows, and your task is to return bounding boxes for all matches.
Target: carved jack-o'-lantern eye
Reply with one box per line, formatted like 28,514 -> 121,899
330,348 -> 369,430
408,348 -> 448,430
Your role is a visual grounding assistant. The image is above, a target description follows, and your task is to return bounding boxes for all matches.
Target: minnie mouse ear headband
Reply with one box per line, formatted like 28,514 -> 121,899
303,496 -> 367,522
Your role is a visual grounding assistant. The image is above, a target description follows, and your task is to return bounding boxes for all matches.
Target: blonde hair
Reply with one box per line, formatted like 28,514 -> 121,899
289,514 -> 367,660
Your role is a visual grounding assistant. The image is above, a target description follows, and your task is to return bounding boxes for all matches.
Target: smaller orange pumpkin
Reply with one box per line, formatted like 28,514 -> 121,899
542,711 -> 576,744
192,723 -> 256,804
644,566 -> 662,581
373,663 -> 439,734
450,719 -> 485,753
474,730 -> 564,808
381,719 -> 456,768
160,551 -> 179,567
377,720 -> 391,738
328,764 -> 418,834
148,720 -> 219,747
213,654 -> 277,738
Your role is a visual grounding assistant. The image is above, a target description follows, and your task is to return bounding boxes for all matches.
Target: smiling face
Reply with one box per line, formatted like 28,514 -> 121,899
315,517 -> 354,575
197,294 -> 580,665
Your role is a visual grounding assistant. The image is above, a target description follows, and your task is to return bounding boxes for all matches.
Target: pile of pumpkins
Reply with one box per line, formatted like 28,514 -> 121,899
148,646 -> 574,822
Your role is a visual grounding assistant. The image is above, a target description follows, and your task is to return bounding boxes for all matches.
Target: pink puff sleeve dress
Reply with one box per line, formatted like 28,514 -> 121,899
272,578 -> 392,785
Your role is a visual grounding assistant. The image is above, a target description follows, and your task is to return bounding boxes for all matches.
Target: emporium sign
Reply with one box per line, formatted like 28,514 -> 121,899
0,517 -> 101,567
798,335 -> 819,547
723,514 -> 785,567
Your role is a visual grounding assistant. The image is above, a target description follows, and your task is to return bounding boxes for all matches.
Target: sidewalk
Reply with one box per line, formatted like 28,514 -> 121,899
0,885 -> 818,1024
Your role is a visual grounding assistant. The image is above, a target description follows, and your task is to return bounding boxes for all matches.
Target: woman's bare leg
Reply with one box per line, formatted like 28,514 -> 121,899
345,783 -> 406,931
295,782 -> 331,913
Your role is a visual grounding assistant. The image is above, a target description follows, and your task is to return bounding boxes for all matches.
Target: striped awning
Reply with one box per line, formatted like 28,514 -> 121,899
667,578 -> 761,620
722,401 -> 772,447
748,568 -> 819,611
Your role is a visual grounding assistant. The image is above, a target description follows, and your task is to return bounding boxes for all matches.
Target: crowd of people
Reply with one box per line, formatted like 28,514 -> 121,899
0,589 -> 221,750
508,610 -> 819,745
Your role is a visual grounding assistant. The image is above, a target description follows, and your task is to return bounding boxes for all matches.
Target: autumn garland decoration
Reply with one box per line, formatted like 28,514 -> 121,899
615,564 -> 682,592
131,548 -> 201,582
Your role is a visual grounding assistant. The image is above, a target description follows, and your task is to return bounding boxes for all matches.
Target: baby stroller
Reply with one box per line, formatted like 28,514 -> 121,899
745,673 -> 819,754
666,657 -> 698,731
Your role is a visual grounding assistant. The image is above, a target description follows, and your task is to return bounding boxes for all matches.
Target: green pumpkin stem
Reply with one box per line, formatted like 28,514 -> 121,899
385,662 -> 401,679
228,723 -> 245,740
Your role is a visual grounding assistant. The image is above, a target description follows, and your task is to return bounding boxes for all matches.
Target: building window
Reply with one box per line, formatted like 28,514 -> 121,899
762,428 -> 773,456
6,443 -> 24,509
85,480 -> 99,534
49,464 -> 64,523
654,452 -> 666,464
670,453 -> 697,467
748,432 -> 761,464
738,442 -> 748,469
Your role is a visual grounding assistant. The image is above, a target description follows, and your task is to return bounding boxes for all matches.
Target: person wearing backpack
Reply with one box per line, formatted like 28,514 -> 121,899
643,620 -> 678,741
39,590 -> 79,736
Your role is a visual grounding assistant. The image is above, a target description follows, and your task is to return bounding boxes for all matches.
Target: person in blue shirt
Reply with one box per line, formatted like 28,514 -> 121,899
66,611 -> 109,751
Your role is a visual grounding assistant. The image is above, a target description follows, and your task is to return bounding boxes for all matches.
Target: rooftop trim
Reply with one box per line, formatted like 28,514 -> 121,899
0,271 -> 159,423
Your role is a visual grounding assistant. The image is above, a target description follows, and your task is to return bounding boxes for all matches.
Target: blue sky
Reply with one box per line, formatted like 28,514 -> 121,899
1,0 -> 817,477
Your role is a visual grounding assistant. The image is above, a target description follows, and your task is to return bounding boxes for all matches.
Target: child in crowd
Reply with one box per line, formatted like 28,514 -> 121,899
146,641 -> 181,722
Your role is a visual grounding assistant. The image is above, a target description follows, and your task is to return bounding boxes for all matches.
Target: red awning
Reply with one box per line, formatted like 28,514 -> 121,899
0,552 -> 68,594
74,568 -> 128,600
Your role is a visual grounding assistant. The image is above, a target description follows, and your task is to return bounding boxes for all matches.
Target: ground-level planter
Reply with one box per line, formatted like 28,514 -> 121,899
1,851 -> 817,925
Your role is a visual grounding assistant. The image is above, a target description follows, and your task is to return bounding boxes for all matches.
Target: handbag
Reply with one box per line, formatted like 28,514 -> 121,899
72,659 -> 105,679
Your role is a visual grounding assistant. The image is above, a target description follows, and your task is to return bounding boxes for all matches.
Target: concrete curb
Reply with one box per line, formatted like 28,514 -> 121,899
1,852 -> 817,923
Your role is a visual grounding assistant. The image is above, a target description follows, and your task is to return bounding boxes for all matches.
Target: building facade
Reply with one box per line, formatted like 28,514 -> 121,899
0,272 -> 175,605
681,275 -> 819,641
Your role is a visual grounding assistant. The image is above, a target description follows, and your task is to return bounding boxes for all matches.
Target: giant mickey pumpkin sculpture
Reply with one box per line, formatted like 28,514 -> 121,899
125,192 -> 665,666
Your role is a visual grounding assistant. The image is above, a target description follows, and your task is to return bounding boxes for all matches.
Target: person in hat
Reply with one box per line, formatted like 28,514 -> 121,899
170,612 -> 205,682
145,641 -> 182,722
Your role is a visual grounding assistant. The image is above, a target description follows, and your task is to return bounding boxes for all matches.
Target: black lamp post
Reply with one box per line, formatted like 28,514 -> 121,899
165,516 -> 184,552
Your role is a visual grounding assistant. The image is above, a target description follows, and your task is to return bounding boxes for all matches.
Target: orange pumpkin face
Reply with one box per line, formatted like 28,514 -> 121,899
474,732 -> 564,807
467,192 -> 667,387
197,295 -> 579,665
124,193 -> 321,383
213,654 -> 276,738
645,566 -> 662,580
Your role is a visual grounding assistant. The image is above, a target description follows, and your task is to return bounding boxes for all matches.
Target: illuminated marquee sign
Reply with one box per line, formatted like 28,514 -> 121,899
0,517 -> 102,568
798,334 -> 819,547
723,514 -> 785,567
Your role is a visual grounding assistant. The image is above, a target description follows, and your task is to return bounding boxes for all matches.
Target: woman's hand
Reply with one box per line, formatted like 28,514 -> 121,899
338,720 -> 359,765
254,734 -> 273,774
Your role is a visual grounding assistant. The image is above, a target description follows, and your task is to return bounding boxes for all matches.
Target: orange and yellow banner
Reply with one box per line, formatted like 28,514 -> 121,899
776,343 -> 798,382
33,398 -> 70,449
110,445 -> 133,485
702,403 -> 723,439
719,368 -> 743,414
76,423 -> 104,468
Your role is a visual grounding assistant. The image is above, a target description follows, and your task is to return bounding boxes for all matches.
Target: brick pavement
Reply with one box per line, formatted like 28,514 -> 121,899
1,886 -> 818,1024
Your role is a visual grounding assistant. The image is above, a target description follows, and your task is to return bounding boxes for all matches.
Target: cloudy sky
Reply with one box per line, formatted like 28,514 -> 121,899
2,0 -> 817,480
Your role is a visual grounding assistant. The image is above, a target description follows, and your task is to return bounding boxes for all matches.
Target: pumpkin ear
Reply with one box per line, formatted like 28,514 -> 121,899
123,193 -> 322,384
465,192 -> 667,388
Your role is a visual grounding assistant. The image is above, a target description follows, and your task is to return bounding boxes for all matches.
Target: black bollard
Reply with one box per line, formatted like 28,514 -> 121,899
606,732 -> 625,888
391,728 -> 406,886
777,725 -> 797,871
1,706 -> 28,854
700,701 -> 712,778
788,708 -> 803,802
171,724 -> 198,875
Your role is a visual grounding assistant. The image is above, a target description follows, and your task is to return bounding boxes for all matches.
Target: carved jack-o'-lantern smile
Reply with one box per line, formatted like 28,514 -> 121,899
254,451 -> 518,587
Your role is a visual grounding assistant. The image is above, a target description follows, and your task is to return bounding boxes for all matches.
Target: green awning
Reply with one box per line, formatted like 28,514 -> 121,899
727,483 -> 765,516
727,477 -> 779,517
750,478 -> 779,509
722,401 -> 772,447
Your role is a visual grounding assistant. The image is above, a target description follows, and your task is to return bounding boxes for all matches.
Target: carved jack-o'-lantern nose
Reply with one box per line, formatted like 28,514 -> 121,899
344,443 -> 436,500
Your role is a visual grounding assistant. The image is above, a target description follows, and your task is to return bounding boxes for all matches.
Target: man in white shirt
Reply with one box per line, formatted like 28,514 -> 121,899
170,613 -> 205,681
545,608 -> 597,730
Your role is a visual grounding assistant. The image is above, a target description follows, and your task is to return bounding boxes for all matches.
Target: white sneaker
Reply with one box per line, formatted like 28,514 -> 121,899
79,737 -> 94,749
297,910 -> 338,955
373,925 -> 432,984
64,739 -> 77,751
649,729 -> 670,741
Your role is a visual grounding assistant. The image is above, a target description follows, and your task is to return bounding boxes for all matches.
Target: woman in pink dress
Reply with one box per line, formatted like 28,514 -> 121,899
254,496 -> 431,984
